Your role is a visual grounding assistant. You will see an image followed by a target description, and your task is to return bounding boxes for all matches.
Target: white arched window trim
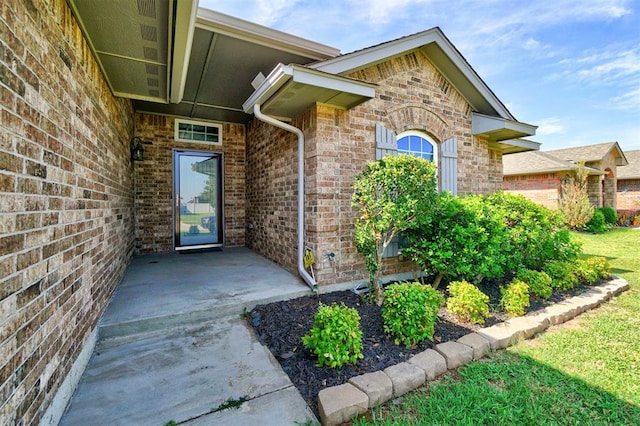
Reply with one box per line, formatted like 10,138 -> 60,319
396,130 -> 438,164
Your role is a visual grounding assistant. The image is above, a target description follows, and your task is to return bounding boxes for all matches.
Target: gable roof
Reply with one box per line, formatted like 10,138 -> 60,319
311,27 -> 514,119
547,142 -> 628,166
298,27 -> 538,149
617,150 -> 640,179
503,151 -> 604,176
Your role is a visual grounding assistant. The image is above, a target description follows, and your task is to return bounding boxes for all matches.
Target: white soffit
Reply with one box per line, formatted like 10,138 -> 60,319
243,64 -> 376,120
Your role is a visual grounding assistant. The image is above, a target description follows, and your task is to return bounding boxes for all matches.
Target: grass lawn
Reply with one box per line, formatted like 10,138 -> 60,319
353,228 -> 640,425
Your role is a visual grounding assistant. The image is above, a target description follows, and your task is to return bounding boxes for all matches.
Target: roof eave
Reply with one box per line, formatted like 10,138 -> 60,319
243,64 -> 376,119
310,27 -> 516,120
196,8 -> 340,61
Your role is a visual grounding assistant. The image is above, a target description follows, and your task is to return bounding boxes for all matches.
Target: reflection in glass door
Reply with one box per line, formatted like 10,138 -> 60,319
173,150 -> 223,250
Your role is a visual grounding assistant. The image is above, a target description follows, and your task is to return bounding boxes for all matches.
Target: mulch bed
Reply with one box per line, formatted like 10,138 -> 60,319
247,278 -> 594,418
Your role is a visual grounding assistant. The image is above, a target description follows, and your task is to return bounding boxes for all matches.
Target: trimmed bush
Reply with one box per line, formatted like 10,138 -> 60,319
302,302 -> 364,368
575,256 -> 612,285
382,282 -> 444,348
446,281 -> 490,325
403,193 -> 508,288
517,269 -> 553,300
585,210 -> 607,234
598,207 -> 617,225
543,261 -> 579,291
501,280 -> 530,317
484,193 -> 582,272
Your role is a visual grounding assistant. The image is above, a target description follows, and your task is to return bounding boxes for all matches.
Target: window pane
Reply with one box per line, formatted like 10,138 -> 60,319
410,136 -> 421,152
422,140 -> 433,153
397,137 -> 409,151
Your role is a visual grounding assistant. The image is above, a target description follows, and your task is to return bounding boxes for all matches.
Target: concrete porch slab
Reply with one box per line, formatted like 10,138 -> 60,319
100,247 -> 312,340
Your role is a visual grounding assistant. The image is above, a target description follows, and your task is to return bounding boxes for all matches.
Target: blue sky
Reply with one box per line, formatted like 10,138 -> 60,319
200,0 -> 640,152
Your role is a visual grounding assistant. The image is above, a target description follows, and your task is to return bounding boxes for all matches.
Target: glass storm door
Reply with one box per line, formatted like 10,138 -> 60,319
174,150 -> 223,250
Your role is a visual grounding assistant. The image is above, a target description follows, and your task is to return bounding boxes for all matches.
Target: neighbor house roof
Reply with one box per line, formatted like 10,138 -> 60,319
547,142 -> 628,167
617,150 -> 640,179
503,151 -> 604,176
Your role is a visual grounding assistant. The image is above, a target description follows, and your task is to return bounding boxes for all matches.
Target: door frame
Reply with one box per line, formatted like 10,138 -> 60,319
172,149 -> 224,251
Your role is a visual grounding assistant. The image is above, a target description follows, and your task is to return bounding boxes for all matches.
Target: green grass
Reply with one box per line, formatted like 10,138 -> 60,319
354,228 -> 640,425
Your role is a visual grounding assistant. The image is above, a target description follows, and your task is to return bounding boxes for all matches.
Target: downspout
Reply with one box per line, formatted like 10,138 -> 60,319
253,104 -> 318,292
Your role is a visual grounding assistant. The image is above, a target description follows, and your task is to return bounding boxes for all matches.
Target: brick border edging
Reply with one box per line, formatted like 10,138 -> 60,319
317,277 -> 630,425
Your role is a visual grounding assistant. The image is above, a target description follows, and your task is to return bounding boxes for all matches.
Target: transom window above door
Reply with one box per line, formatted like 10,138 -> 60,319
397,130 -> 436,162
175,119 -> 222,144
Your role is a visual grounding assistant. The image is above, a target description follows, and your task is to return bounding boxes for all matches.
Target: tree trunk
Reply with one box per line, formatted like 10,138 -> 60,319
432,273 -> 444,289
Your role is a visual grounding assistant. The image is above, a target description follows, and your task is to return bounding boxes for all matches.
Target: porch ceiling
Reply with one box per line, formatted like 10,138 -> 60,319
68,3 -> 340,124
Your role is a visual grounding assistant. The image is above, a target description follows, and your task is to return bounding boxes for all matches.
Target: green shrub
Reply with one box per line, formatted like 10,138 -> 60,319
543,261 -> 579,291
517,269 -> 553,300
352,155 -> 438,305
575,257 -> 611,285
585,210 -> 607,233
382,282 -> 444,348
598,207 -> 617,225
501,280 -> 530,317
446,281 -> 490,325
403,193 -> 507,288
484,193 -> 582,272
302,302 -> 364,368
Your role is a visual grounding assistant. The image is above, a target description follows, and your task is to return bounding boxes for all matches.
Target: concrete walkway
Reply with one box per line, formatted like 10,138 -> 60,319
59,248 -> 317,425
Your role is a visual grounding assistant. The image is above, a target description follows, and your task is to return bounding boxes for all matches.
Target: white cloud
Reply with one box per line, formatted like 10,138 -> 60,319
536,117 -> 566,136
611,87 -> 640,111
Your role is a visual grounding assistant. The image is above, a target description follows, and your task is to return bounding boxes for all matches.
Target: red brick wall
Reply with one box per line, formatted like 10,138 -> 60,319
246,51 -> 497,286
133,113 -> 246,252
617,178 -> 640,210
0,0 -> 135,423
503,173 -> 562,209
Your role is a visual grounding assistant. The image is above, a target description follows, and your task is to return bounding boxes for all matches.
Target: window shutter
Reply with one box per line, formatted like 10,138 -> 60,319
440,137 -> 458,195
375,123 -> 397,160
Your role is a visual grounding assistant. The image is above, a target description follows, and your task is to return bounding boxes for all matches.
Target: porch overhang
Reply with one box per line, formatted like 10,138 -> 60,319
67,0 -> 198,104
243,64 -> 376,120
473,113 -> 538,153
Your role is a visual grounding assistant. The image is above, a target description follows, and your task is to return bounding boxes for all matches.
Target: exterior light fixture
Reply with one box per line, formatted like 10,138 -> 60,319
130,137 -> 145,161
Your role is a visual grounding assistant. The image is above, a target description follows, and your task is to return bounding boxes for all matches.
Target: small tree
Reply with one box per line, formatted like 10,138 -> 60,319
352,155 -> 437,305
558,162 -> 594,229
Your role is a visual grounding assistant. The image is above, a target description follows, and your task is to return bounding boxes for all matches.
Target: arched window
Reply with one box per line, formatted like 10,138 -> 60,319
396,130 -> 437,163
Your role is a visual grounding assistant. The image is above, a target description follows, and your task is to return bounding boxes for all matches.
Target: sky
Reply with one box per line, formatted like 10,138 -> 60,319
199,0 -> 640,153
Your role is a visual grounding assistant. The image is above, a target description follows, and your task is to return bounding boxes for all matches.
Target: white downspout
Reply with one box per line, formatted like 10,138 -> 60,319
253,104 -> 317,291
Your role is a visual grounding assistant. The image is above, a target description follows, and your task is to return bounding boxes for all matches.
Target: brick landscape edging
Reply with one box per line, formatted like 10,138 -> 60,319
317,277 -> 631,425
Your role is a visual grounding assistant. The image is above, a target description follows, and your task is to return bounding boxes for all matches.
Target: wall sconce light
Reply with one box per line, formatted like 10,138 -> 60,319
130,137 -> 145,161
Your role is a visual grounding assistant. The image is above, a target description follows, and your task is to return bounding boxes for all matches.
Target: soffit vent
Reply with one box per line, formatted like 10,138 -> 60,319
137,0 -> 157,18
140,24 -> 158,42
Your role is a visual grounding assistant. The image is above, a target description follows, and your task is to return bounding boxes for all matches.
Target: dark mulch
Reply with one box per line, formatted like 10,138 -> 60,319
248,278 -> 597,418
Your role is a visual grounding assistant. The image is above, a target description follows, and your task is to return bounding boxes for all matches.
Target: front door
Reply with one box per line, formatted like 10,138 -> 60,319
173,150 -> 223,250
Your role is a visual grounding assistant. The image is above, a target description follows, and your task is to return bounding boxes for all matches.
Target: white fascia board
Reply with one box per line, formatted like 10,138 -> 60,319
472,113 -> 538,136
310,29 -> 441,74
170,0 -> 198,103
243,64 -> 375,113
500,138 -> 542,152
289,65 -> 376,98
312,28 -> 516,120
242,64 -> 293,113
196,8 -> 340,60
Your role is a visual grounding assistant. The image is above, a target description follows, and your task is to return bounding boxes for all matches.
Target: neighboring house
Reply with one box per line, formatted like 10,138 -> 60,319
503,142 -> 628,210
616,150 -> 640,213
0,1 -> 539,423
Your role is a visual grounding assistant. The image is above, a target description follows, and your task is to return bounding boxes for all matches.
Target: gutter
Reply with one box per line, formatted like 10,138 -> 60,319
252,104 -> 318,292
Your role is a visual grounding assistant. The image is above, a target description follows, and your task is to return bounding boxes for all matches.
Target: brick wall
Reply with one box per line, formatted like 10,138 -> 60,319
133,113 -> 246,253
246,51 -> 496,286
617,178 -> 640,210
0,0 -> 135,423
503,173 -> 563,209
